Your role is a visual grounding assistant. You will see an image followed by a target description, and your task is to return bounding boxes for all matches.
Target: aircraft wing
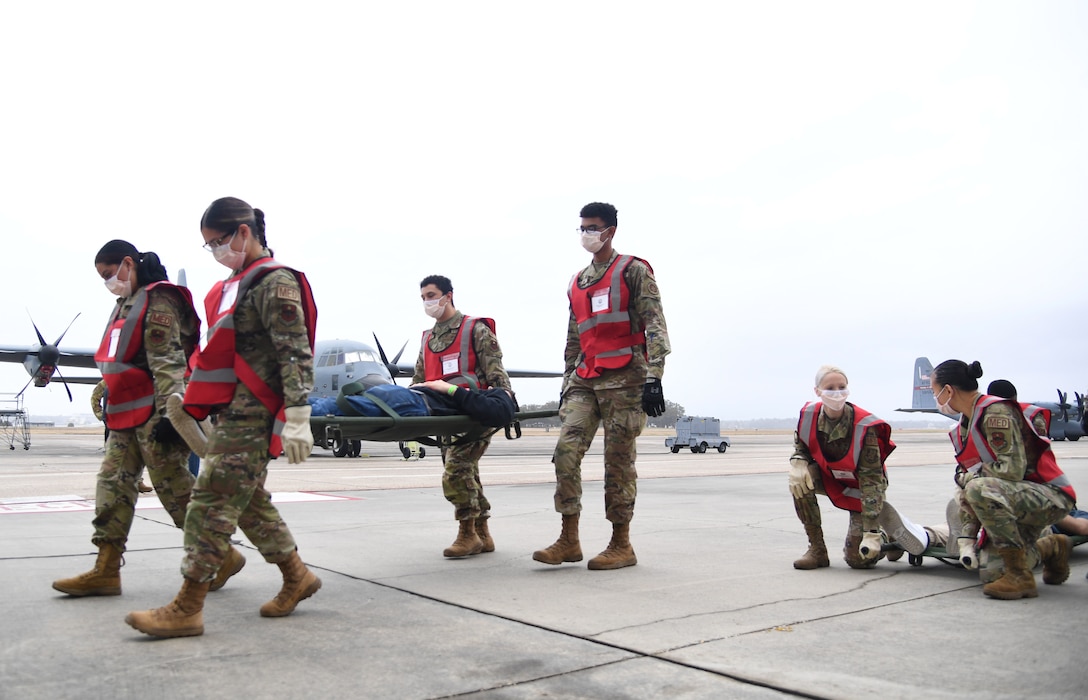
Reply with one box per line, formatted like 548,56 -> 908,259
392,363 -> 563,380
895,408 -> 940,414
0,346 -> 99,369
51,375 -> 102,385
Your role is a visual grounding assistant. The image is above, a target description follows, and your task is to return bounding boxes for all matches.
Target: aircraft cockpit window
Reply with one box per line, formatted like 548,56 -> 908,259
337,353 -> 346,365
343,350 -> 378,364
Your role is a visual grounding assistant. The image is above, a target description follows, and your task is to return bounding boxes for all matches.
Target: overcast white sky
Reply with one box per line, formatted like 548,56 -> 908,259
1,1 -> 1085,423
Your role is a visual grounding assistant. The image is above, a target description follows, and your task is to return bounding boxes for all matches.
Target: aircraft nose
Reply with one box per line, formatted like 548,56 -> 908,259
38,346 -> 60,365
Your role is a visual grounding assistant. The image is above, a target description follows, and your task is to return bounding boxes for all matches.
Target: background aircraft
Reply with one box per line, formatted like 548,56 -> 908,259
0,314 -> 100,401
897,356 -> 1087,441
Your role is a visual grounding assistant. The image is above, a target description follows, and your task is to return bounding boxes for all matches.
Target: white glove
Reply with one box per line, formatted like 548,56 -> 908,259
860,531 -> 883,560
788,458 -> 815,499
957,537 -> 979,570
165,393 -> 208,458
282,405 -> 314,464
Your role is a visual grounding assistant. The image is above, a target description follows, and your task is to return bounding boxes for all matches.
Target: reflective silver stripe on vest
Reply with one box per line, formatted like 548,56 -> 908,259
798,403 -> 818,445
957,396 -> 1001,466
576,255 -> 633,334
852,414 -> 882,460
841,487 -> 863,499
189,260 -> 283,385
106,395 -> 156,415
459,317 -> 476,367
115,287 -> 151,361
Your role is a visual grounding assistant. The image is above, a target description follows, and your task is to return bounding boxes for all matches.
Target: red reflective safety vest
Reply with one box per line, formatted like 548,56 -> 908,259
797,402 -> 894,512
950,395 -> 1075,502
569,254 -> 649,379
421,316 -> 494,390
184,258 -> 317,457
95,282 -> 196,430
1019,402 -> 1052,437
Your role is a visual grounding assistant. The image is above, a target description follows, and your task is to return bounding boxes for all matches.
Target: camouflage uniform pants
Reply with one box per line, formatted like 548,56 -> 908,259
91,417 -> 194,552
442,435 -> 492,521
181,416 -> 297,583
962,477 -> 1073,551
794,464 -> 892,565
552,378 -> 644,524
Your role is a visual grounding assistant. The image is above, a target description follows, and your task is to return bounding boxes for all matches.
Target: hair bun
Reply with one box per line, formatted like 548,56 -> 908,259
968,361 -> 983,379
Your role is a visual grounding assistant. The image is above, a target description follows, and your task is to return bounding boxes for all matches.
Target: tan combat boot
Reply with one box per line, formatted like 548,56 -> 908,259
1034,534 -> 1071,585
794,523 -> 830,570
588,522 -> 637,570
124,578 -> 209,638
209,545 -> 247,592
443,519 -> 484,558
259,550 -> 322,617
532,513 -> 582,565
983,547 -> 1038,600
475,517 -> 495,553
52,543 -> 123,596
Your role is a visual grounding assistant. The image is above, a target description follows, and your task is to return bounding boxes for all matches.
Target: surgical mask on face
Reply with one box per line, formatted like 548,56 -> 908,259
819,389 -> 849,411
581,232 -> 605,253
104,274 -> 131,297
935,386 -> 959,418
423,297 -> 446,319
212,242 -> 246,271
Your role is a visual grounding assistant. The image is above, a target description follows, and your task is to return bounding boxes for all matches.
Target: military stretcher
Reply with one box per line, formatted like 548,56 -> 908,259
309,409 -> 560,451
883,534 -> 1088,567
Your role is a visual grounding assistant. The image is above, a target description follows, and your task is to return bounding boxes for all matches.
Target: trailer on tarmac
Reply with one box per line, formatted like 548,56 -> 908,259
665,415 -> 730,453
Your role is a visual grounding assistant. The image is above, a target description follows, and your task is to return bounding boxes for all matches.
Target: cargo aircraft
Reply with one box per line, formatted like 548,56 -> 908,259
897,356 -> 1086,441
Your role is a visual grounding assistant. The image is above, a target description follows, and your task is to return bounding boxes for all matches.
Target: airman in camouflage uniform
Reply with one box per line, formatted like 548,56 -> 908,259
413,275 -> 512,558
53,245 -> 199,597
931,359 -> 1075,600
534,202 -> 670,571
126,197 -> 320,638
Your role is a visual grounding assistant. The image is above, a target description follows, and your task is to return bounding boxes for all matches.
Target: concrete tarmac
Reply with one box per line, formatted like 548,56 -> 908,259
2,429 -> 1086,699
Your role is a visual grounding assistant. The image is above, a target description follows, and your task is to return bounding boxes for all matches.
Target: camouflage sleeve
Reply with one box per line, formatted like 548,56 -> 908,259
253,270 -> 314,407
626,260 -> 670,381
856,428 -> 888,531
978,403 -> 1027,481
473,322 -> 511,392
411,344 -> 425,385
144,288 -> 191,414
1032,414 -> 1048,437
563,311 -> 580,378
90,380 -> 106,421
790,430 -> 814,464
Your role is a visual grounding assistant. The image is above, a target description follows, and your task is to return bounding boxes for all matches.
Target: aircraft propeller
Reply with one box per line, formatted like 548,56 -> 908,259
1056,389 -> 1070,423
373,333 -> 408,383
15,312 -> 83,402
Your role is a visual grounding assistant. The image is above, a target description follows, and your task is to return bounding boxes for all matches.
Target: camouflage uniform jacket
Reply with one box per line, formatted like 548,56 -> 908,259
565,250 -> 670,390
110,285 -> 199,416
226,255 -> 314,416
791,404 -> 887,530
954,398 -> 1041,485
412,310 -> 511,392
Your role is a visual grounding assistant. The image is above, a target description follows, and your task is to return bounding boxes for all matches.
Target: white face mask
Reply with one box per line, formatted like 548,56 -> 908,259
819,389 -> 849,411
935,386 -> 960,418
104,274 -> 131,297
423,297 -> 446,319
581,231 -> 605,253
212,240 -> 246,271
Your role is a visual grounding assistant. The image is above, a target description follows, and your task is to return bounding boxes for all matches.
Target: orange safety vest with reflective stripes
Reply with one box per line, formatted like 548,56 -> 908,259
421,316 -> 494,390
95,282 -> 196,430
569,254 -> 648,379
797,402 -> 894,512
950,395 -> 1074,502
183,258 -> 316,457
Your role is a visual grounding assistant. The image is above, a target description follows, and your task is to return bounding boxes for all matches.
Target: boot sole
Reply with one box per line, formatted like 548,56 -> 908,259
532,551 -> 582,565
587,557 -> 637,570
52,584 -> 121,596
124,614 -> 204,638
878,504 -> 928,555
983,588 -> 1039,600
443,544 -> 484,558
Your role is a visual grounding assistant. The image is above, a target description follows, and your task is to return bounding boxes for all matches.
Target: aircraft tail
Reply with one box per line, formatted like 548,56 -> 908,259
911,357 -> 935,410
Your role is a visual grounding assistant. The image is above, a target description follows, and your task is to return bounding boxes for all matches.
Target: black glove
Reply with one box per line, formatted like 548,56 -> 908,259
150,417 -> 184,445
642,379 -> 665,417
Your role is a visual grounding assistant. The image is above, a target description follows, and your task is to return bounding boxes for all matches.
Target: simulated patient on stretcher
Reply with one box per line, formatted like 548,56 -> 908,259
308,380 -> 518,428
